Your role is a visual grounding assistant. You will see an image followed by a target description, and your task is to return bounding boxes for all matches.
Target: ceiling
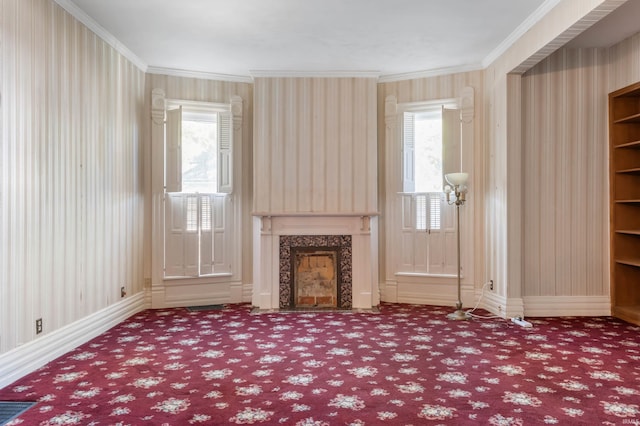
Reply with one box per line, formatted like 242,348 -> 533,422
63,0 -> 639,81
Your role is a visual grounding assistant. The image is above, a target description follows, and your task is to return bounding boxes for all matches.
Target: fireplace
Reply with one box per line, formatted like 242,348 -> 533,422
279,235 -> 352,309
252,214 -> 378,310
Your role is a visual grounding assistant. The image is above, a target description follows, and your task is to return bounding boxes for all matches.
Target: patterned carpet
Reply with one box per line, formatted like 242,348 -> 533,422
1,303 -> 639,425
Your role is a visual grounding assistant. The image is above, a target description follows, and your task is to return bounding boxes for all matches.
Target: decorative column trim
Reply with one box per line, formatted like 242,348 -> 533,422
151,88 -> 166,308
151,88 -> 165,125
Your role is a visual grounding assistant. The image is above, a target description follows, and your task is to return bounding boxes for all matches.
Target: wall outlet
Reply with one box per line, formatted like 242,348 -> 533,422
36,318 -> 43,334
121,286 -> 126,298
489,279 -> 494,291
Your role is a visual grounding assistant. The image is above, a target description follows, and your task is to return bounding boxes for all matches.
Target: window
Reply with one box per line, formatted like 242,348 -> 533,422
403,109 -> 445,231
403,109 -> 443,193
181,111 -> 218,194
164,101 -> 235,278
397,104 -> 460,275
165,106 -> 232,195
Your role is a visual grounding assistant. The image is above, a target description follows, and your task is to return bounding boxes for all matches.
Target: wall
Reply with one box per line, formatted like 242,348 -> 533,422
521,48 -> 609,302
609,31 -> 640,91
0,0 -> 145,355
483,0 -> 619,317
253,77 -> 378,214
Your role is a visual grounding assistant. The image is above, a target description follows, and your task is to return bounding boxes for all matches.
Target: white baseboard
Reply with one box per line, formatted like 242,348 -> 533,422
0,293 -> 146,389
379,280 -> 398,303
481,294 -> 611,318
522,295 -> 611,317
479,291 -> 521,319
381,281 -> 611,319
242,283 -> 253,303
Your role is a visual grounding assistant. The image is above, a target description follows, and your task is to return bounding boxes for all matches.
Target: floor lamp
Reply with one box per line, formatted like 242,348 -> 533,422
444,172 -> 468,321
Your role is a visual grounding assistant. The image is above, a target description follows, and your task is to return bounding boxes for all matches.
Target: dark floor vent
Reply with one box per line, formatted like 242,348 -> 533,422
0,401 -> 36,425
186,304 -> 224,312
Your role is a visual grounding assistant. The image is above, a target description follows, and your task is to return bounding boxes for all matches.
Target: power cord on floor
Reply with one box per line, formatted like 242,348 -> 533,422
465,281 -> 502,319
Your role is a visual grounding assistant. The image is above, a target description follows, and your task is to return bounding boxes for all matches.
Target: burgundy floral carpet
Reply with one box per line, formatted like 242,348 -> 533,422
1,303 -> 640,425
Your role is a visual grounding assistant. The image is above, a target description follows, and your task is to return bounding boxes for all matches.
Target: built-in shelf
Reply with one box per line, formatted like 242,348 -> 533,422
616,167 -> 640,174
609,81 -> 640,326
615,140 -> 640,149
616,259 -> 640,268
614,112 -> 640,123
615,230 -> 640,236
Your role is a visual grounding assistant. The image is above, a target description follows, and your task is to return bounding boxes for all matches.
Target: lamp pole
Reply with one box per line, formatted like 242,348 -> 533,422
444,173 -> 468,321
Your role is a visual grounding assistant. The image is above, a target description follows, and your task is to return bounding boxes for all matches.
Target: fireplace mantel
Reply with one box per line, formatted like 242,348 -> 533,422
252,213 -> 379,310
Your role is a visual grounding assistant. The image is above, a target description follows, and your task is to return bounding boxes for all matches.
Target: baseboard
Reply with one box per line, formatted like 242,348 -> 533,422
522,295 -> 611,317
0,293 -> 146,389
242,283 -> 253,303
379,280 -> 398,303
480,291 -> 522,319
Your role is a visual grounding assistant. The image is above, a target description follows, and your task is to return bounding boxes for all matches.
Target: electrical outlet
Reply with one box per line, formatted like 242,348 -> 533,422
489,279 -> 494,291
121,286 -> 126,298
36,318 -> 43,334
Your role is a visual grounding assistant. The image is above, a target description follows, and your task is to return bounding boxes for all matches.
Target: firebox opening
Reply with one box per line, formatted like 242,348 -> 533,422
292,248 -> 340,308
279,234 -> 352,310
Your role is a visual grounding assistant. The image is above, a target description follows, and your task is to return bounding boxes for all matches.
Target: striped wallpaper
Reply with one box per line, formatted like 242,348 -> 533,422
1,0 -> 145,353
521,48 -> 609,297
252,77 -> 378,215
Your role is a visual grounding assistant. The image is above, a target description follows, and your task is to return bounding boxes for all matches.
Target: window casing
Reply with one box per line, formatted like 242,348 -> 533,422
398,102 -> 460,276
163,101 -> 235,279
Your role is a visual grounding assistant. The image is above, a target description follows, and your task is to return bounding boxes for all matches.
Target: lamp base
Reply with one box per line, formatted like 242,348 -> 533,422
447,309 -> 470,321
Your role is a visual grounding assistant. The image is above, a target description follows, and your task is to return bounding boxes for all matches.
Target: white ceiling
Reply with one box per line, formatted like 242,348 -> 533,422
62,0 -> 638,80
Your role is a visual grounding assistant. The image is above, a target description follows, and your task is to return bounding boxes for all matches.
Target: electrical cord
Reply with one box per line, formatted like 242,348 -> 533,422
465,280 -> 502,319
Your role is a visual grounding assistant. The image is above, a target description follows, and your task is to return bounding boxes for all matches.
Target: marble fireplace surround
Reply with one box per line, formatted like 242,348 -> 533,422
252,213 -> 379,310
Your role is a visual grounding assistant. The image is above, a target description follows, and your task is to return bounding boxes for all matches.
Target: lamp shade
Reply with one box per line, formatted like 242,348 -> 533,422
445,172 -> 468,186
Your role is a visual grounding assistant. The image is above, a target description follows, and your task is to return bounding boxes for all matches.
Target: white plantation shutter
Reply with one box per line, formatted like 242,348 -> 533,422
165,193 -> 229,278
164,193 -> 198,277
426,192 -> 444,274
402,112 -> 415,193
439,108 -> 460,275
165,107 -> 182,193
429,192 -> 442,230
200,195 -> 214,275
415,194 -> 427,230
217,111 -> 232,193
442,107 -> 461,185
212,194 -> 228,273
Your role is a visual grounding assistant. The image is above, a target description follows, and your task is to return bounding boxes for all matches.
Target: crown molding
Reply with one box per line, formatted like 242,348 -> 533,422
482,0 -> 563,68
53,0 -> 147,72
250,70 -> 380,79
147,67 -> 253,84
378,63 -> 483,83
